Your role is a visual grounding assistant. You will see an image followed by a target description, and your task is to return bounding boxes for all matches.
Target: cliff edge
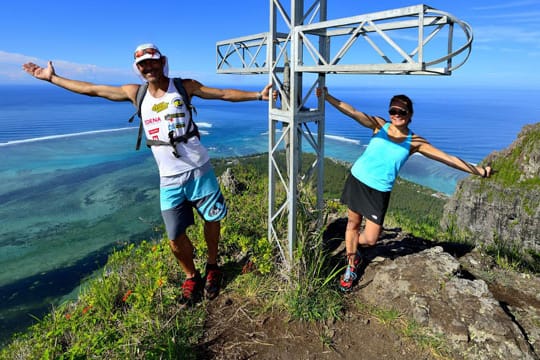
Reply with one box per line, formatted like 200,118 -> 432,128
441,122 -> 540,252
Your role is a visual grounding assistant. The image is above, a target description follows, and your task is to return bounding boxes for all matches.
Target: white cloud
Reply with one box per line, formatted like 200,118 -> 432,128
0,50 -> 139,84
472,1 -> 539,11
0,51 -> 40,64
473,10 -> 540,22
0,49 -> 261,86
473,25 -> 540,46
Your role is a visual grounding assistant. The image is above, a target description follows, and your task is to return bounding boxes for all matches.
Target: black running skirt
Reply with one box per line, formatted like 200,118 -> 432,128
340,173 -> 391,225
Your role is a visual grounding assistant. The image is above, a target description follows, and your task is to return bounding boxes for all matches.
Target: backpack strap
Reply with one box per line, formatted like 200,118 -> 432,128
172,78 -> 200,142
129,78 -> 200,152
128,82 -> 149,150
146,130 -> 198,158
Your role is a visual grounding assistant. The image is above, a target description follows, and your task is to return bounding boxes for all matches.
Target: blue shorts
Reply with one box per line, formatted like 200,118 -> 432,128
160,162 -> 227,240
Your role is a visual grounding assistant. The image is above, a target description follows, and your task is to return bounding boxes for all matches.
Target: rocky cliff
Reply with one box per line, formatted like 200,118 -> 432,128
441,122 -> 540,252
354,232 -> 540,360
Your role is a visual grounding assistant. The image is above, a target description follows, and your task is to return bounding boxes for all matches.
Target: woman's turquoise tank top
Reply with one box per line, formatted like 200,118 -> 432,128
351,123 -> 412,192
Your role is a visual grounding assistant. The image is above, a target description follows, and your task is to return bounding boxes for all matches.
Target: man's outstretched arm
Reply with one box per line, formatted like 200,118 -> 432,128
22,61 -> 138,103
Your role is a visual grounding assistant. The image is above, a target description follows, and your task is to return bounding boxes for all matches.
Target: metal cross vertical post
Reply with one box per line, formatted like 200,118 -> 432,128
216,2 -> 473,269
266,0 -> 331,268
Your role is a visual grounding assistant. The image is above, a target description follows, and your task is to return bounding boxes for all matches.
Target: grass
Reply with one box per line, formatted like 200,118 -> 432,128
2,239 -> 206,359
486,124 -> 540,189
1,152 -> 536,358
485,239 -> 540,274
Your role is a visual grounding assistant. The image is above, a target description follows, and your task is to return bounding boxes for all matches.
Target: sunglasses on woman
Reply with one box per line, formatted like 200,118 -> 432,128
388,108 -> 409,116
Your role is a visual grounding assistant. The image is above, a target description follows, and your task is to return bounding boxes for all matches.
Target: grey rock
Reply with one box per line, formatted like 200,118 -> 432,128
357,244 -> 538,359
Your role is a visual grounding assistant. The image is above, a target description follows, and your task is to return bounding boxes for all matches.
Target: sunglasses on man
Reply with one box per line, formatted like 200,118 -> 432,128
134,48 -> 160,59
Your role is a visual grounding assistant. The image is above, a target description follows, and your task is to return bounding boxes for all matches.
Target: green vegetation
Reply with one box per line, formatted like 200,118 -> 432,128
478,125 -> 540,235
213,153 -> 447,240
285,209 -> 345,322
487,125 -> 540,188
386,178 -> 446,239
1,153 -> 527,359
485,237 -> 540,274
2,240 -> 205,359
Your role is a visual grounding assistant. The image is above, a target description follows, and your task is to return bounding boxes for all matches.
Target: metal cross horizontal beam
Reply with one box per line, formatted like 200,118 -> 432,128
216,4 -> 472,76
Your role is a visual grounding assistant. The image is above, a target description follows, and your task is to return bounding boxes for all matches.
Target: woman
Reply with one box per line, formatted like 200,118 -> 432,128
316,87 -> 493,292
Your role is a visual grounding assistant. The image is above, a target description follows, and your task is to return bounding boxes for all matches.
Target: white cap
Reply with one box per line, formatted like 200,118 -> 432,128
133,43 -> 162,64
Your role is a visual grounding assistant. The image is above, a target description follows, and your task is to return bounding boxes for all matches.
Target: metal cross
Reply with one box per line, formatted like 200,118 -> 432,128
216,1 -> 472,269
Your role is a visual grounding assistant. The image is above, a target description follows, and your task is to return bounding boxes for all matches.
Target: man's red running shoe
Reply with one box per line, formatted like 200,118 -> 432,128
204,265 -> 223,300
180,272 -> 203,305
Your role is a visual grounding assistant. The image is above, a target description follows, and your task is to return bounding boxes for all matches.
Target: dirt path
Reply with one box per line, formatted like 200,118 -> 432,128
195,223 -> 442,359
196,292 -> 437,360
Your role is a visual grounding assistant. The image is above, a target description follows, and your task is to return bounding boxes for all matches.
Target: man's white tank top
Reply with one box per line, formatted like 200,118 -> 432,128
140,79 -> 209,176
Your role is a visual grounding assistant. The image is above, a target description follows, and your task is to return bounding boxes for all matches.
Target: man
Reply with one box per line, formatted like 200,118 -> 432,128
23,43 -> 272,304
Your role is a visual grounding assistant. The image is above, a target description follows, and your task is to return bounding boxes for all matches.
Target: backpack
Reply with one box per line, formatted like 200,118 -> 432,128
128,77 -> 200,157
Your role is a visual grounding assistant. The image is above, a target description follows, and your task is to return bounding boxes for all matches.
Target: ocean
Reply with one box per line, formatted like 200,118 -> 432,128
0,83 -> 538,344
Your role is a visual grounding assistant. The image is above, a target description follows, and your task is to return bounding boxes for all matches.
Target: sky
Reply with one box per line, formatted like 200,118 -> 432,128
1,0 -> 540,89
